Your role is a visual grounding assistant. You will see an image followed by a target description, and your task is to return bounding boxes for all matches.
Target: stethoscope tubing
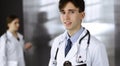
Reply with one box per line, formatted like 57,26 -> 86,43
54,29 -> 91,65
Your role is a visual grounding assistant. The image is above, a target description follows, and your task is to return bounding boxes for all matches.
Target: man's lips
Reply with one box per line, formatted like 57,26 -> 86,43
64,22 -> 72,26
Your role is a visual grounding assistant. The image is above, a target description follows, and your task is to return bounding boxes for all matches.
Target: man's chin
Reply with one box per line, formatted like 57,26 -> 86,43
66,27 -> 72,30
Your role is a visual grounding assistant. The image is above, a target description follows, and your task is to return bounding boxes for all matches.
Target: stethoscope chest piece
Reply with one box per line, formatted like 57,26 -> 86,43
63,61 -> 72,66
76,56 -> 84,63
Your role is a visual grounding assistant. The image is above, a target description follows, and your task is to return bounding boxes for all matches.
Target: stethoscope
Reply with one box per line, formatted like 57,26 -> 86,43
53,28 -> 91,66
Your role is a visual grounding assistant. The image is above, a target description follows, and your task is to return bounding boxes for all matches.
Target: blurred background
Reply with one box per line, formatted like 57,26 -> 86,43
0,0 -> 120,66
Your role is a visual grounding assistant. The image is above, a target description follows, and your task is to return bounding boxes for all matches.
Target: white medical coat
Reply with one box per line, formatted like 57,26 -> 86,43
49,29 -> 109,66
0,31 -> 25,66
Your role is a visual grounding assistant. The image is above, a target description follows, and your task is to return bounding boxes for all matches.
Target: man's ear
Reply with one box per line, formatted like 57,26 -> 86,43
81,12 -> 85,19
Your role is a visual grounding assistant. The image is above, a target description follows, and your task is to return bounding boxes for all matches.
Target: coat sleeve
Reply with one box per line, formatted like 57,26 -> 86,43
91,43 -> 109,66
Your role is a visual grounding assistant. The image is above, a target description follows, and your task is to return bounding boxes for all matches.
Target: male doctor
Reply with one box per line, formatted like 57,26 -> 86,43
49,0 -> 109,66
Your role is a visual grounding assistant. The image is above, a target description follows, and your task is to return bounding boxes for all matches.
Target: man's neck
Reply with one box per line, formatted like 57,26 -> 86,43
67,26 -> 81,36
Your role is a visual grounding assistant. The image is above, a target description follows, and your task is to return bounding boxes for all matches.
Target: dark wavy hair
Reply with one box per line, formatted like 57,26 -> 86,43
59,0 -> 85,12
6,15 -> 19,29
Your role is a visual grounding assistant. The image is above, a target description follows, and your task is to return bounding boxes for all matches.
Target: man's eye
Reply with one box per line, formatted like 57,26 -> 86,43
61,11 -> 65,14
70,11 -> 75,14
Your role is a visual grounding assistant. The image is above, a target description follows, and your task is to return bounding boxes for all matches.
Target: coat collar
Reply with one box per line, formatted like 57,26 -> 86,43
58,28 -> 88,60
6,30 -> 22,41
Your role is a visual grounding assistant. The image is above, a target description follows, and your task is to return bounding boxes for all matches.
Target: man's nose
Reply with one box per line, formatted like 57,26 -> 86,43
64,13 -> 70,20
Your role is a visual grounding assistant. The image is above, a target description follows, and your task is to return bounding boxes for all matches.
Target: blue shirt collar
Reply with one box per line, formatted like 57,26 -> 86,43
66,27 -> 84,44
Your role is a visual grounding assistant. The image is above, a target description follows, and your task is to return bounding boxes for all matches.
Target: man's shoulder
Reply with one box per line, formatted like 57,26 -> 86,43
90,35 -> 101,43
51,32 -> 66,47
89,35 -> 105,49
54,32 -> 65,41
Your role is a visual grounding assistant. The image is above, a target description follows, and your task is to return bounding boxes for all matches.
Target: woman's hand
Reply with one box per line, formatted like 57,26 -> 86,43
24,42 -> 32,50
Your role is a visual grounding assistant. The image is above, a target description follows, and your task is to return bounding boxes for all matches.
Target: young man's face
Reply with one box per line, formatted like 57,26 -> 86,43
60,2 -> 85,31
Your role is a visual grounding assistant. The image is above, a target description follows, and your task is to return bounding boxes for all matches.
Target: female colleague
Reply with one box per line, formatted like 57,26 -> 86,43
0,15 -> 31,66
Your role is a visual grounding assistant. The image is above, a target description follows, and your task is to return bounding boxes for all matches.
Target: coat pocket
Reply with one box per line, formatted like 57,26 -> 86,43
76,64 -> 86,66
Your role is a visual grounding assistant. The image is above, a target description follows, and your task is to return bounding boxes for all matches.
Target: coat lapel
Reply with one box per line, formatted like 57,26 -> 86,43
65,42 -> 78,60
57,40 -> 66,65
65,29 -> 88,60
57,29 -> 88,64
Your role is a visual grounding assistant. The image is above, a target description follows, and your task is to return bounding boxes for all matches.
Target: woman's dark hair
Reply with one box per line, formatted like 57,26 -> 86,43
59,0 -> 85,12
6,15 -> 19,29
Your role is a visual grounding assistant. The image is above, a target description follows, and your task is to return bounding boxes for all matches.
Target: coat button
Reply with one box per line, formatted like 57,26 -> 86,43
79,56 -> 81,58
